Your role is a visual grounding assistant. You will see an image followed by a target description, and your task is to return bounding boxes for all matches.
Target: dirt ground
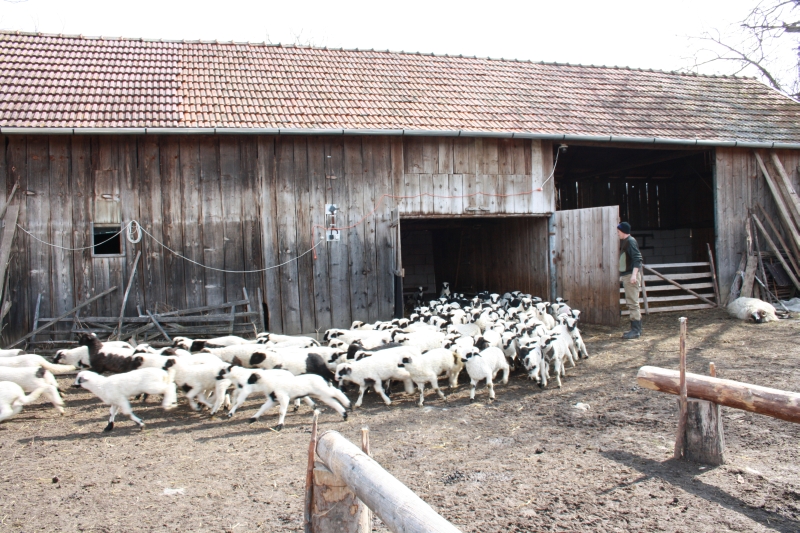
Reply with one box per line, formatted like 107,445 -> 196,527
0,308 -> 798,533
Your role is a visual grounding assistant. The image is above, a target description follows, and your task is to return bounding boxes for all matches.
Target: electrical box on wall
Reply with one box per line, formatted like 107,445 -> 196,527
326,228 -> 341,241
325,204 -> 340,242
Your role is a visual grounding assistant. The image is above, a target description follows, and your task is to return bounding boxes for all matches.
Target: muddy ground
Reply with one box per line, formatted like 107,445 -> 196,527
0,308 -> 798,532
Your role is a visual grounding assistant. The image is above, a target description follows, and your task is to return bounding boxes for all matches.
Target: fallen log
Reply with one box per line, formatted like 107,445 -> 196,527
637,366 -> 800,424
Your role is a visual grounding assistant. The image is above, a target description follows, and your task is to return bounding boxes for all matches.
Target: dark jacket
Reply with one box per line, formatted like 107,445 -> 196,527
619,236 -> 643,275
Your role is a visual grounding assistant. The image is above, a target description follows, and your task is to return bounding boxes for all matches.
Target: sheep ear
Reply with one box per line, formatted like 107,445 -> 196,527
35,366 -> 46,378
247,373 -> 261,384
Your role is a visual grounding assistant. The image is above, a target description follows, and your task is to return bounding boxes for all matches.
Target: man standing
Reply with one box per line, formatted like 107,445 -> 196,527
618,222 -> 643,339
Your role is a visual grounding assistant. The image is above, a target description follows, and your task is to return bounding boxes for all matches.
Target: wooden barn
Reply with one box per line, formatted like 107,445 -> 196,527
1,32 -> 799,344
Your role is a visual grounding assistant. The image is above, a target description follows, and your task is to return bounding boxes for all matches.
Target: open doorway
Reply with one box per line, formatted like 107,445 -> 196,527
399,217 -> 550,307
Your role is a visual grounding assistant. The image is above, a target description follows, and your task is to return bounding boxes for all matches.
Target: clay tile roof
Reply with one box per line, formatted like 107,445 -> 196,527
2,31 -> 800,143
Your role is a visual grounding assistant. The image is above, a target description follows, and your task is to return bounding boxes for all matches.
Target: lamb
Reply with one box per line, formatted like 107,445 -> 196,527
0,381 -> 52,422
200,344 -> 272,367
227,370 -> 350,429
0,367 -> 64,414
253,350 -> 336,383
256,333 -> 320,347
396,348 -> 463,406
559,315 -> 589,359
334,348 -> 419,407
392,330 -> 446,353
53,334 -> 134,368
727,297 -> 779,323
458,346 -> 509,402
170,359 -> 232,412
173,335 -> 255,352
0,354 -> 76,375
73,368 -> 178,431
538,334 -> 571,388
520,341 -> 547,387
323,328 -> 393,346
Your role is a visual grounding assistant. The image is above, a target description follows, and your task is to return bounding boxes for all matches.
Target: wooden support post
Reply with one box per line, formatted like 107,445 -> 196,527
750,215 -> 771,302
709,362 -> 716,377
304,411 -> 319,533
755,152 -> 800,259
146,311 -> 171,342
257,287 -> 266,333
706,243 -> 720,305
752,215 -> 800,292
0,182 -> 19,222
637,366 -> 800,424
0,204 -> 21,305
757,202 -> 800,277
769,151 -> 800,228
740,255 -> 758,299
643,266 -> 718,307
674,317 -> 688,460
7,286 -> 119,348
316,431 -> 462,533
30,293 -> 42,348
117,251 -> 141,340
684,399 -> 725,465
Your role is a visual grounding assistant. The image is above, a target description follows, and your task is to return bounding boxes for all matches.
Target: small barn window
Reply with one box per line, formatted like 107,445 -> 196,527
92,224 -> 123,256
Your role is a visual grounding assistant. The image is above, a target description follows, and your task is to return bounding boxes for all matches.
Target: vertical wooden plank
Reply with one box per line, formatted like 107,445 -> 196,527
404,137 -> 423,174
240,137 -> 265,324
138,137 -> 167,312
483,138 -> 499,176
498,139 -> 513,175
118,136 -> 141,318
275,137 -> 302,333
258,136 -> 282,333
71,136 -> 93,315
93,137 -> 124,318
361,138 -> 379,323
308,137 -> 332,332
48,137 -> 75,334
450,174 -> 463,215
403,172 -> 421,214
26,136 -> 52,332
294,137 -> 316,333
326,136 -> 351,328
219,137 -> 246,306
419,173 -> 434,215
464,173 -> 478,212
432,173 -> 448,214
531,140 -> 546,213
200,136 -> 225,309
160,137 -> 187,312
453,138 -> 475,175
179,137 -> 206,310
438,138 -> 453,175
345,137 -> 367,323
421,137 -> 437,175
373,137 -> 395,321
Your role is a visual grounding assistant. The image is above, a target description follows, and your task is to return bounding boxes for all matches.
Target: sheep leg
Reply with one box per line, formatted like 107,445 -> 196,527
374,379 -> 393,406
0,403 -> 22,422
118,402 -> 145,429
185,388 -> 204,411
210,379 -> 231,415
430,377 -> 446,401
161,382 -> 178,410
354,383 -> 368,408
105,405 -> 119,432
249,397 -> 276,423
417,381 -> 427,407
500,366 -> 509,385
227,388 -> 252,417
469,379 -> 478,402
486,376 -> 495,401
318,395 -> 348,420
42,386 -> 65,414
271,395 -> 292,430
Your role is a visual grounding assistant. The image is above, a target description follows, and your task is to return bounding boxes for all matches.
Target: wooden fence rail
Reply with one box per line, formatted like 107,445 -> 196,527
315,431 -> 462,533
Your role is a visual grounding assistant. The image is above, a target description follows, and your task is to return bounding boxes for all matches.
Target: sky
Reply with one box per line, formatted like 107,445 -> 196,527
0,0 -> 766,75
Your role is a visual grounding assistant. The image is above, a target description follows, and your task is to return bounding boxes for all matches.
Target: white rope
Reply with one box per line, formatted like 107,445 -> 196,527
17,219 -> 325,273
539,147 -> 562,189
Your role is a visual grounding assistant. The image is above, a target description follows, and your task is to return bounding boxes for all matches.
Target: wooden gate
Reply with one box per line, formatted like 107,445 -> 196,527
553,206 -> 620,326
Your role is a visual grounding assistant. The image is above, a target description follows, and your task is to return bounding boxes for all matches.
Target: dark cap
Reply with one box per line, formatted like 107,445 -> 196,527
617,222 -> 631,234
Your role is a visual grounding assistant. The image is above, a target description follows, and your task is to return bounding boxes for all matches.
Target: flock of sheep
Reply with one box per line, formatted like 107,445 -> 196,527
0,289 -> 590,432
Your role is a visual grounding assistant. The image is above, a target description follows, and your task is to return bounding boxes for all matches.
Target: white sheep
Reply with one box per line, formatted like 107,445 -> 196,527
73,368 -> 178,431
0,349 -> 23,358
392,330 -> 445,353
200,344 -> 271,366
170,359 -> 232,412
559,315 -> 589,359
397,348 -> 463,406
334,348 -> 418,408
727,297 -> 779,323
253,349 -> 336,382
173,335 -> 256,352
0,354 -> 76,375
458,346 -> 509,402
228,370 -> 350,429
0,381 -> 52,422
0,366 -> 64,414
256,332 -> 321,347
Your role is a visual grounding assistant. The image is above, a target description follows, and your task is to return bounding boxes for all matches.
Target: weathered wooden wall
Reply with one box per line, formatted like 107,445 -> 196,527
0,134 -> 551,340
714,148 -> 800,302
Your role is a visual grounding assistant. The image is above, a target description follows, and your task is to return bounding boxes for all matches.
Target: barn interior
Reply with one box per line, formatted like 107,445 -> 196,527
554,144 -> 716,265
400,217 -> 550,303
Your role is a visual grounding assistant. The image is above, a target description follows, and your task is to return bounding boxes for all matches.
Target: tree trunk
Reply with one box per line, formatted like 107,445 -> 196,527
311,462 -> 370,533
683,399 -> 725,465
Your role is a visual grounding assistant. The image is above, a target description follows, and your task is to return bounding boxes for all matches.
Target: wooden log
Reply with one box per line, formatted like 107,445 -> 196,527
117,251 -> 141,340
0,204 -> 20,305
706,243 -> 720,305
316,431 -> 462,533
683,399 -> 725,466
643,266 -> 718,307
311,462 -> 371,533
750,216 -> 770,302
752,215 -> 800,292
146,310 -> 172,342
636,366 -> 800,424
757,202 -> 800,277
740,255 -> 758,299
769,151 -> 800,228
674,317 -> 688,460
755,152 -> 800,259
7,286 -> 119,348
157,299 -> 250,317
726,254 -> 748,306
304,411 -> 318,533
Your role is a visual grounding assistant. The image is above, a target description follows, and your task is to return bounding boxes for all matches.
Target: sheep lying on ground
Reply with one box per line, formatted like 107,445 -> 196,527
0,381 -> 52,422
0,367 -> 64,414
727,297 -> 779,323
73,368 -> 178,431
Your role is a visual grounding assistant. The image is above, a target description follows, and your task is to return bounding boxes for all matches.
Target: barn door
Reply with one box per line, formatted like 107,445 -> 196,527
552,206 -> 620,326
390,209 -> 404,318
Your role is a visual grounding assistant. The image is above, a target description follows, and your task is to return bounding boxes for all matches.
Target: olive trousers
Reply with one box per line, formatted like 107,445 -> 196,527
621,272 -> 641,321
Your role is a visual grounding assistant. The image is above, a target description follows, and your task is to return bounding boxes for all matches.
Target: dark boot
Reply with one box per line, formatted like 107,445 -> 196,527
622,320 -> 641,339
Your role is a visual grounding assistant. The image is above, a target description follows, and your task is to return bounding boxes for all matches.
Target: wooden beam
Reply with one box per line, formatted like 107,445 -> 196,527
751,215 -> 800,292
304,411 -> 318,533
706,243 -> 721,305
637,366 -> 800,424
7,286 -> 119,348
0,182 -> 18,222
769,151 -> 800,228
740,255 -> 758,299
757,202 -> 800,277
0,204 -> 20,305
755,152 -> 800,258
316,431 -> 463,533
117,251 -> 141,340
146,311 -> 171,342
643,266 -> 717,307
674,317 -> 688,460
